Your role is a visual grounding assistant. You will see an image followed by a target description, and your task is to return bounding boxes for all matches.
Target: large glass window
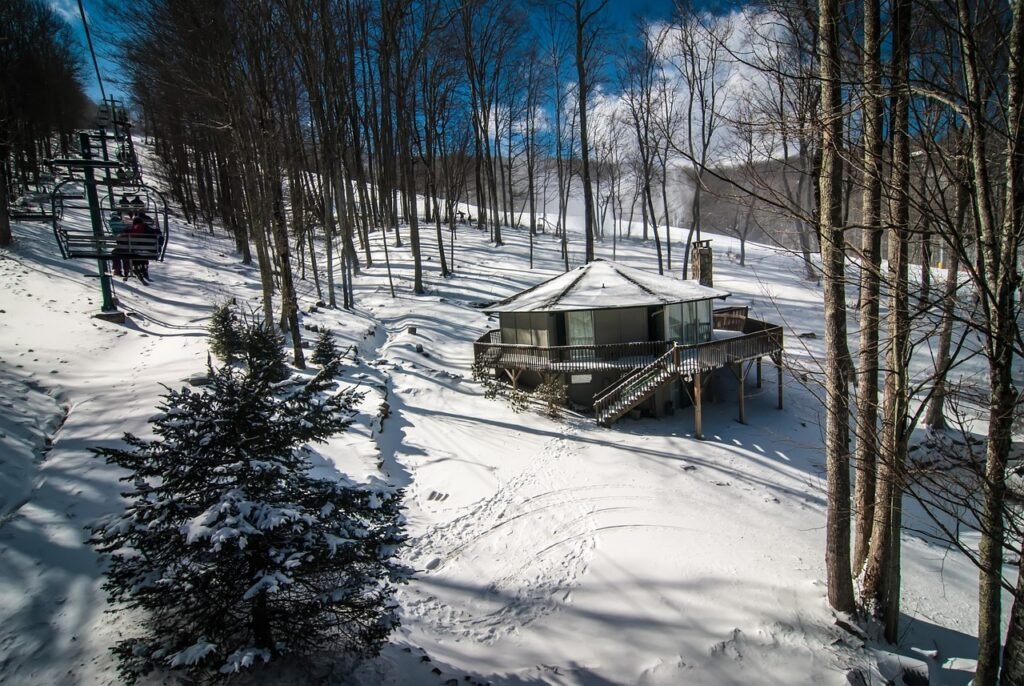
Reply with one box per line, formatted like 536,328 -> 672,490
533,313 -> 550,347
665,301 -> 712,344
503,312 -> 553,346
665,303 -> 683,341
500,314 -> 517,344
698,300 -> 713,341
683,302 -> 698,343
566,310 -> 595,347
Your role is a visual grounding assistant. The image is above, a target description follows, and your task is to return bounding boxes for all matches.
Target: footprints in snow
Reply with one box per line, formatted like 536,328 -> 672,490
402,424 -> 595,645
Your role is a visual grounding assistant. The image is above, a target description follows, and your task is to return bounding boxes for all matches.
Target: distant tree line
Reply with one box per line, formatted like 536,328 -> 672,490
0,0 -> 90,246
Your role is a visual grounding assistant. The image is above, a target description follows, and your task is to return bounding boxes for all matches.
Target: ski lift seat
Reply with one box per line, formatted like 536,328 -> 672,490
56,228 -> 164,261
50,178 -> 169,264
8,208 -> 55,222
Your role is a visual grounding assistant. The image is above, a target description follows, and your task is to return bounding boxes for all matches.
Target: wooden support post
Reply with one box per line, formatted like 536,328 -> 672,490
775,353 -> 784,409
694,372 -> 703,439
756,357 -> 763,388
736,362 -> 746,424
503,368 -> 523,389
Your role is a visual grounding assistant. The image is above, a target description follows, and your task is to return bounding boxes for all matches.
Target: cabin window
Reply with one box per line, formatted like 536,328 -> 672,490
533,313 -> 550,347
503,312 -> 552,346
666,303 -> 700,344
500,314 -> 516,344
698,300 -> 712,341
665,303 -> 683,341
592,307 -> 646,345
683,302 -> 699,343
566,310 -> 595,347
665,301 -> 712,344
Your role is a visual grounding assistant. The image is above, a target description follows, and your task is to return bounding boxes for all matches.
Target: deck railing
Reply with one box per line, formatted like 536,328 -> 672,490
474,313 -> 783,379
712,306 -> 749,332
474,330 -> 673,373
672,323 -> 783,378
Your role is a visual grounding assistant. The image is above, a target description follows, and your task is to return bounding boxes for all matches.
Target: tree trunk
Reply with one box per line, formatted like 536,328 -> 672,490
271,173 -> 305,369
955,0 -> 1021,677
1002,554 -> 1024,685
852,0 -> 883,575
992,0 -> 1024,676
0,144 -> 11,247
574,0 -> 601,263
924,172 -> 967,431
919,216 -> 932,309
862,0 -> 912,642
324,161 -> 338,309
818,0 -> 855,614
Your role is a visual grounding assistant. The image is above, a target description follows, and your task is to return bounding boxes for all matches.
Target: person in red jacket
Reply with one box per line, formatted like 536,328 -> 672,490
113,216 -> 151,281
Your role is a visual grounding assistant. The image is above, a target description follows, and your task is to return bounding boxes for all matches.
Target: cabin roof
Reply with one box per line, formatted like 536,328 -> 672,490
484,259 -> 731,313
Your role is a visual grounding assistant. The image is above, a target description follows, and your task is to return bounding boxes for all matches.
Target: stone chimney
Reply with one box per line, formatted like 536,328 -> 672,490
690,239 -> 714,287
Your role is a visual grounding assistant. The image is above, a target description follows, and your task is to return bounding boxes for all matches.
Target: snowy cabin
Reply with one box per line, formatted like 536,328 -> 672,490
473,259 -> 784,434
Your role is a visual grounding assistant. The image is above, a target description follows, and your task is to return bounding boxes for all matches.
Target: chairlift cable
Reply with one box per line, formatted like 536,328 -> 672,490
76,0 -> 106,103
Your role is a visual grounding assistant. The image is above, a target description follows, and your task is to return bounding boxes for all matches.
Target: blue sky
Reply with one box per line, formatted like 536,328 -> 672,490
50,0 -> 126,102
54,0 -> 739,104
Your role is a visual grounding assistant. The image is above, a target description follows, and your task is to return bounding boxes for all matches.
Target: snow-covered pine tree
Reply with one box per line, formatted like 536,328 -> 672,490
208,302 -> 243,363
88,336 -> 409,684
240,315 -> 289,382
310,328 -> 344,372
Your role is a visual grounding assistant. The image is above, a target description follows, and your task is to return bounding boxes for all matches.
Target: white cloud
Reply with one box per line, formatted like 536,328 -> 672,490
49,0 -> 79,24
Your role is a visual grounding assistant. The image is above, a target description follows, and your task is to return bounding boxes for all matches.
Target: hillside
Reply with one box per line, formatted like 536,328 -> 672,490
0,144 -> 1009,685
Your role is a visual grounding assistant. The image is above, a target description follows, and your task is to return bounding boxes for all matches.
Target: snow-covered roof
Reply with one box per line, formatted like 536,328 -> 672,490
485,259 -> 731,313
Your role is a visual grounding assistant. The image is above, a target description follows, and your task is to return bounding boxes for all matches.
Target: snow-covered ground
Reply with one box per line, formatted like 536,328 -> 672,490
0,144 -> 1014,685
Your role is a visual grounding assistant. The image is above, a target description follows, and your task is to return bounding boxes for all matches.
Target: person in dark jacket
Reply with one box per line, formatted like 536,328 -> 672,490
113,216 -> 154,281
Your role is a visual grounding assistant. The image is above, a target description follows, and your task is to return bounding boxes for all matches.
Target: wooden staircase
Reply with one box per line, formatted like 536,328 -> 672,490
593,348 -> 680,426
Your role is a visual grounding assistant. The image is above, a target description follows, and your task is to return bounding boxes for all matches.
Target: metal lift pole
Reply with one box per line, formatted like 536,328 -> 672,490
80,132 -> 116,313
98,107 -> 113,209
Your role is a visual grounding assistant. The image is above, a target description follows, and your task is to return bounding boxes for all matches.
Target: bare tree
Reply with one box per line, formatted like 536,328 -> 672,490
664,1 -> 732,278
861,0 -> 913,640
851,0 -> 884,575
817,0 -> 855,615
618,21 -> 666,273
1,0 -> 89,247
568,0 -> 608,263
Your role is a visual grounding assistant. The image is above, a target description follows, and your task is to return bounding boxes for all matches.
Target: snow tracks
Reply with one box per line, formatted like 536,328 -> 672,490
402,422 -> 596,645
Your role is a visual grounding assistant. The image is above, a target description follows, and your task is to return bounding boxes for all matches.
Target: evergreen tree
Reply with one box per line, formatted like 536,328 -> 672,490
208,302 -> 244,363
88,353 -> 409,684
240,316 -> 289,383
310,328 -> 344,373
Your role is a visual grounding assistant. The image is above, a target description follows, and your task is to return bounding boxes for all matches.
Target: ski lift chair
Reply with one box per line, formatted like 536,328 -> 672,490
52,180 -> 169,263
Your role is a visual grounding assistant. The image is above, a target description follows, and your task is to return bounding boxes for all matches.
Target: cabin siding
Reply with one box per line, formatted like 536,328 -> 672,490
592,307 -> 647,346
503,302 -> 716,349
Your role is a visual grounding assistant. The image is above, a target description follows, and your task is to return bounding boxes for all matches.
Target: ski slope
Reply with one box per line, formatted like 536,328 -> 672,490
0,143 -> 1012,685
